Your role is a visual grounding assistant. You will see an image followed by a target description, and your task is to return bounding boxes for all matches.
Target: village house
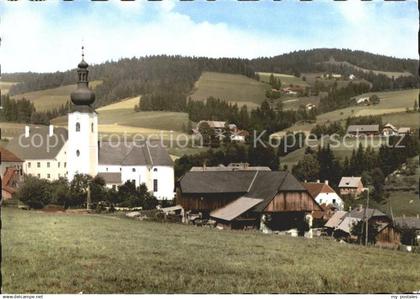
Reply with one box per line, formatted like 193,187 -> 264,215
176,169 -> 322,232
5,52 -> 175,200
356,97 -> 370,105
1,146 -> 24,200
382,123 -> 412,136
305,103 -> 316,110
382,123 -> 398,136
338,176 -> 364,197
303,180 -> 344,210
395,216 -> 420,245
346,125 -> 380,136
349,74 -> 356,80
325,207 -> 401,247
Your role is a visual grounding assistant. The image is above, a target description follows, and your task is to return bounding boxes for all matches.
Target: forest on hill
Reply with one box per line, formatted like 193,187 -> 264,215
2,48 -> 418,121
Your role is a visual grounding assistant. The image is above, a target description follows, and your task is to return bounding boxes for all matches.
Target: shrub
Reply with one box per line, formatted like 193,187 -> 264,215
14,175 -> 51,209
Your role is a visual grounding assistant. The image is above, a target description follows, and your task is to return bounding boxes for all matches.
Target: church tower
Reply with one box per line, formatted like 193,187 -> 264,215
67,47 -> 98,181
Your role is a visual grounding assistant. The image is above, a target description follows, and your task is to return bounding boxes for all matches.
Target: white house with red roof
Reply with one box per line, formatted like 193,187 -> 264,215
303,180 -> 344,210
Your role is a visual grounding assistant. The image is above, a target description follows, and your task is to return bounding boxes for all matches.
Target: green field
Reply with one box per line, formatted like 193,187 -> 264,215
324,59 -> 413,78
382,112 -> 420,128
190,72 -> 269,105
51,96 -> 189,137
257,72 -> 309,87
3,207 -> 420,293
11,81 -> 102,112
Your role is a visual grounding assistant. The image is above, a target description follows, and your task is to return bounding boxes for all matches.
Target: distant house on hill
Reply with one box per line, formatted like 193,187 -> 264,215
349,74 -> 356,80
338,177 -> 364,197
397,127 -> 411,135
177,169 -> 322,231
346,125 -> 380,136
356,97 -> 370,105
303,180 -> 344,210
382,123 -> 398,136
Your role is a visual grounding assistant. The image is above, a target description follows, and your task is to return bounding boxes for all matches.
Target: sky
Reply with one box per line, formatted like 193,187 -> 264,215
0,0 -> 418,73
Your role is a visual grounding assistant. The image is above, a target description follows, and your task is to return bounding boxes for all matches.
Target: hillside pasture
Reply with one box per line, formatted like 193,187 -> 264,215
190,72 -> 269,105
257,72 -> 309,87
52,96 -> 189,139
324,59 -> 413,78
0,122 -> 26,138
0,81 -> 18,95
316,89 -> 419,123
3,207 -> 420,293
11,80 -> 102,112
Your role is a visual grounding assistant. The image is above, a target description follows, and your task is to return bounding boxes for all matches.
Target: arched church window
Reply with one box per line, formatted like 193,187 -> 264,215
91,123 -> 94,132
76,122 -> 80,132
76,150 -> 80,157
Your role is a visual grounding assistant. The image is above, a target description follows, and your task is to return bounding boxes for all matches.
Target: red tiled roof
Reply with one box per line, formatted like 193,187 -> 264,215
303,182 -> 336,198
0,146 -> 23,162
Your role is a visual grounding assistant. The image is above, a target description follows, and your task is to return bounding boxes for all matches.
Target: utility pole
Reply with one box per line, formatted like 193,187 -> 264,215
87,184 -> 92,211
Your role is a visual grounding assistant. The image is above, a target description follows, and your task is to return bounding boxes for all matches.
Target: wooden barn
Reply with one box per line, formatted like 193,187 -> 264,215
177,170 -> 322,231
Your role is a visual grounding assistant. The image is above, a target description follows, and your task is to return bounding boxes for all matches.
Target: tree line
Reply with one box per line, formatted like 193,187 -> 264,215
0,94 -> 69,125
14,174 -> 159,210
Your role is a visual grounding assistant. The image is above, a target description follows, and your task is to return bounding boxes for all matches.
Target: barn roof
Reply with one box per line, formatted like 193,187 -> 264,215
6,126 -> 68,160
99,141 -> 173,167
348,207 -> 387,219
324,211 -> 348,228
394,217 -> 420,230
0,146 -> 23,162
210,197 -> 263,221
347,125 -> 379,133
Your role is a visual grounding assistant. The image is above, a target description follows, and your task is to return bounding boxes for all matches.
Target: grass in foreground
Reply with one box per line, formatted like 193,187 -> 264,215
2,208 -> 420,293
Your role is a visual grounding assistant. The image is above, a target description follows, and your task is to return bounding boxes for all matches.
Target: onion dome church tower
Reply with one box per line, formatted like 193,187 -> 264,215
67,47 -> 98,181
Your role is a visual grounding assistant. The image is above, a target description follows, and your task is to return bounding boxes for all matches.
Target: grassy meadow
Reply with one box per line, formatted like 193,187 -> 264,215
51,96 -> 190,138
257,72 -> 309,87
190,72 -> 269,105
11,80 -> 102,112
3,207 -> 420,294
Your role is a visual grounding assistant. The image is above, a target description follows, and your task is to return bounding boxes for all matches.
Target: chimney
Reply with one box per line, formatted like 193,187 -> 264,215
417,214 -> 419,219
25,125 -> 30,138
316,179 -> 320,183
49,124 -> 54,137
325,180 -> 329,185
304,179 -> 307,183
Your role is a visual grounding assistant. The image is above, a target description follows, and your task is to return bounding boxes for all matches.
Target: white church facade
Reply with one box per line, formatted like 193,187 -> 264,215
7,51 -> 175,200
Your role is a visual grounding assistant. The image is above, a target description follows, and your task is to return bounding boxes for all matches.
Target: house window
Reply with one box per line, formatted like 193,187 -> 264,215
76,122 -> 80,132
91,123 -> 94,132
58,162 -> 60,168
132,168 -> 136,172
47,162 -> 50,168
37,162 -> 41,168
47,174 -> 51,179
28,162 -> 31,168
153,179 -> 158,192
76,150 -> 80,157
64,162 -> 67,168
153,168 -> 157,172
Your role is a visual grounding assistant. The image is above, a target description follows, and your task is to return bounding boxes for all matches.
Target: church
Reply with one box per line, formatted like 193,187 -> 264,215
6,50 -> 175,200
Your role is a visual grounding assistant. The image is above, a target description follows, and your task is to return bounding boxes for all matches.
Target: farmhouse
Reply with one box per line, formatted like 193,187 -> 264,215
5,51 -> 175,200
177,169 -> 322,231
338,176 -> 364,197
0,146 -> 23,200
346,125 -> 380,136
303,180 -> 344,210
382,123 -> 398,136
356,97 -> 370,105
325,207 -> 401,247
